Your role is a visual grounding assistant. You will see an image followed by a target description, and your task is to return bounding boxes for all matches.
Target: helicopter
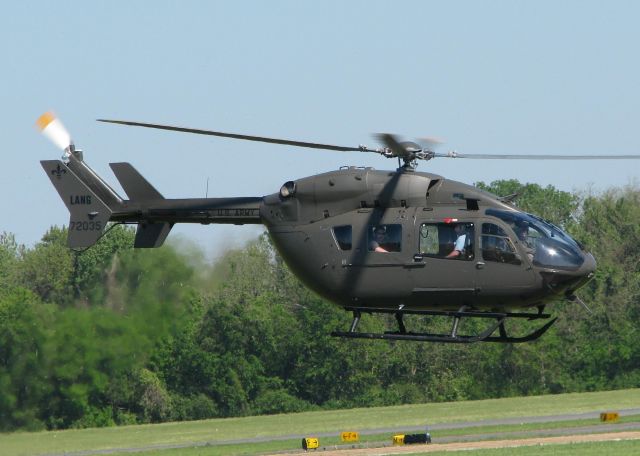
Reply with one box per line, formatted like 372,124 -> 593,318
37,112 -> 640,343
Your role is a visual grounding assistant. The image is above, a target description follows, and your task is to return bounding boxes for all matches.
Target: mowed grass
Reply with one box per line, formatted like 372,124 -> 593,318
418,439 -> 640,456
127,439 -> 640,456
2,388 -> 639,456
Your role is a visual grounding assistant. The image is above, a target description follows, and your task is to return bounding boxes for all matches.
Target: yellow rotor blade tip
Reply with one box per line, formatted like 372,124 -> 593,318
36,111 -> 56,131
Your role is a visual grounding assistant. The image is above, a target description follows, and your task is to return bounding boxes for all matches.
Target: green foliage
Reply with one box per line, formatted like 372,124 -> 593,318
475,179 -> 580,228
73,224 -> 135,304
15,226 -> 75,304
0,287 -> 52,431
0,232 -> 21,297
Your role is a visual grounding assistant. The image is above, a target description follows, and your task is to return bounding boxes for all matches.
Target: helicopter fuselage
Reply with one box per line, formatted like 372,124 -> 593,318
261,166 -> 595,312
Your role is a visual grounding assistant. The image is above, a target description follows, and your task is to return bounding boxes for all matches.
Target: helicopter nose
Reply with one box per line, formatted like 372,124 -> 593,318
544,251 -> 597,297
579,252 -> 597,278
567,252 -> 597,294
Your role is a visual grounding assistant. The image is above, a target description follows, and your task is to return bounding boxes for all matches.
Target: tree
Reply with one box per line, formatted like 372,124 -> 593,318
0,232 -> 21,297
15,226 -> 74,304
0,288 -> 52,431
475,179 -> 580,228
72,224 -> 135,305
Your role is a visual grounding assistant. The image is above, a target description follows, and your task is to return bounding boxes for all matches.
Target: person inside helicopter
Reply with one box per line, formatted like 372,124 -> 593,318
369,224 -> 402,253
514,221 -> 535,261
370,226 -> 390,252
446,223 -> 469,259
486,209 -> 585,269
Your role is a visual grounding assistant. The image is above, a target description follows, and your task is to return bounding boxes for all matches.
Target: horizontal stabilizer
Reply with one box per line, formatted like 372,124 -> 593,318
109,162 -> 163,200
135,222 -> 173,248
41,160 -> 112,248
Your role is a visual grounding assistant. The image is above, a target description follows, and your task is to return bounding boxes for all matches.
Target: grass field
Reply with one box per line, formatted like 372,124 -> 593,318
107,439 -> 640,456
417,440 -> 640,456
1,388 -> 639,456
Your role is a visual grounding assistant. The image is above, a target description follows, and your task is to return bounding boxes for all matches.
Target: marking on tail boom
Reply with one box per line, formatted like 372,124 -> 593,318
51,164 -> 67,179
69,195 -> 93,205
216,208 -> 260,217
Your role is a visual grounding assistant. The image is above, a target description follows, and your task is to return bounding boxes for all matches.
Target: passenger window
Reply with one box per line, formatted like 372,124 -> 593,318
419,224 -> 439,255
419,222 -> 474,260
481,223 -> 521,265
369,224 -> 402,252
332,225 -> 352,250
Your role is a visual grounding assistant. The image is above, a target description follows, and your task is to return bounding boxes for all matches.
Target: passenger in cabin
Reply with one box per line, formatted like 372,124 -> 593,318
370,226 -> 389,253
446,224 -> 469,259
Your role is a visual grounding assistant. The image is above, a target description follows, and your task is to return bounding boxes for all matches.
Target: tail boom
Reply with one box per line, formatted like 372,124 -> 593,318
111,197 -> 263,225
42,157 -> 263,249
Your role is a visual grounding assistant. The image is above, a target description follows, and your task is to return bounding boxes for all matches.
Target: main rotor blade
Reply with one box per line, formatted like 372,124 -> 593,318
434,152 -> 640,160
97,119 -> 376,153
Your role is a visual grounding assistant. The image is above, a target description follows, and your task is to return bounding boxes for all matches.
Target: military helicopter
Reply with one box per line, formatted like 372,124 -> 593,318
37,112 -> 640,343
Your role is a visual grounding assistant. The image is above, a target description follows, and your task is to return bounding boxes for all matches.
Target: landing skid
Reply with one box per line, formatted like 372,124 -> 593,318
331,306 -> 557,343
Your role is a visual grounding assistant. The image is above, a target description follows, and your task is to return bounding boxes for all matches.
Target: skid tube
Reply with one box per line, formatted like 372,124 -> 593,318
330,306 -> 557,343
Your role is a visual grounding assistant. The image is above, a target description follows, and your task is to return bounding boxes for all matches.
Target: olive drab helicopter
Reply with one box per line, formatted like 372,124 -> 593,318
37,112 -> 640,343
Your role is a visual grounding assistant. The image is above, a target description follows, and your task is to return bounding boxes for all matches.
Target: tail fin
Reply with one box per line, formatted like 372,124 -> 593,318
41,160 -> 113,248
109,162 -> 163,200
109,162 -> 173,248
133,222 -> 174,248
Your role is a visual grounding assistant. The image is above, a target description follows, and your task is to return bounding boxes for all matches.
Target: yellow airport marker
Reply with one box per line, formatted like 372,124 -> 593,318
392,434 -> 405,445
340,431 -> 359,442
600,412 -> 619,422
302,437 -> 319,450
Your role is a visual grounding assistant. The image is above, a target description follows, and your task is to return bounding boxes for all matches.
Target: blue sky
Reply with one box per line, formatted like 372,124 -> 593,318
2,1 -> 639,259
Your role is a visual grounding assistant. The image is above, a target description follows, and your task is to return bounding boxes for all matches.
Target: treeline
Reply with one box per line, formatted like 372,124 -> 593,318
0,181 -> 638,431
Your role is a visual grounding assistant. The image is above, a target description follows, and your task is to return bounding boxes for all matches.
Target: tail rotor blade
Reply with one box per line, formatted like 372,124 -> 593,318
36,111 -> 72,151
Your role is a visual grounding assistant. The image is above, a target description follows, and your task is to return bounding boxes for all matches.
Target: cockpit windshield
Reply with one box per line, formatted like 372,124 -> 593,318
486,209 -> 584,270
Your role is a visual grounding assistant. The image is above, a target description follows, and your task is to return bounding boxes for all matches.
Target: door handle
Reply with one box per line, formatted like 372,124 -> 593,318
476,262 -> 486,270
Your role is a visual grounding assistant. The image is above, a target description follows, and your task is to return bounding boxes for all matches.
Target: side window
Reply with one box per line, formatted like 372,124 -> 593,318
369,224 -> 402,252
481,223 -> 521,265
332,225 -> 352,250
419,222 -> 475,260
419,224 -> 439,255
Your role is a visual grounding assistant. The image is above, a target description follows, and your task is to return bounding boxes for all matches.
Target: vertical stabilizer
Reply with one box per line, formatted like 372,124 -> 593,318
109,162 -> 164,200
41,160 -> 113,248
108,162 -> 173,247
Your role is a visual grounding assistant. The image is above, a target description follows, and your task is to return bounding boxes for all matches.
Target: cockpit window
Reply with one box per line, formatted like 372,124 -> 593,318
332,225 -> 352,250
481,223 -> 521,265
485,209 -> 584,270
